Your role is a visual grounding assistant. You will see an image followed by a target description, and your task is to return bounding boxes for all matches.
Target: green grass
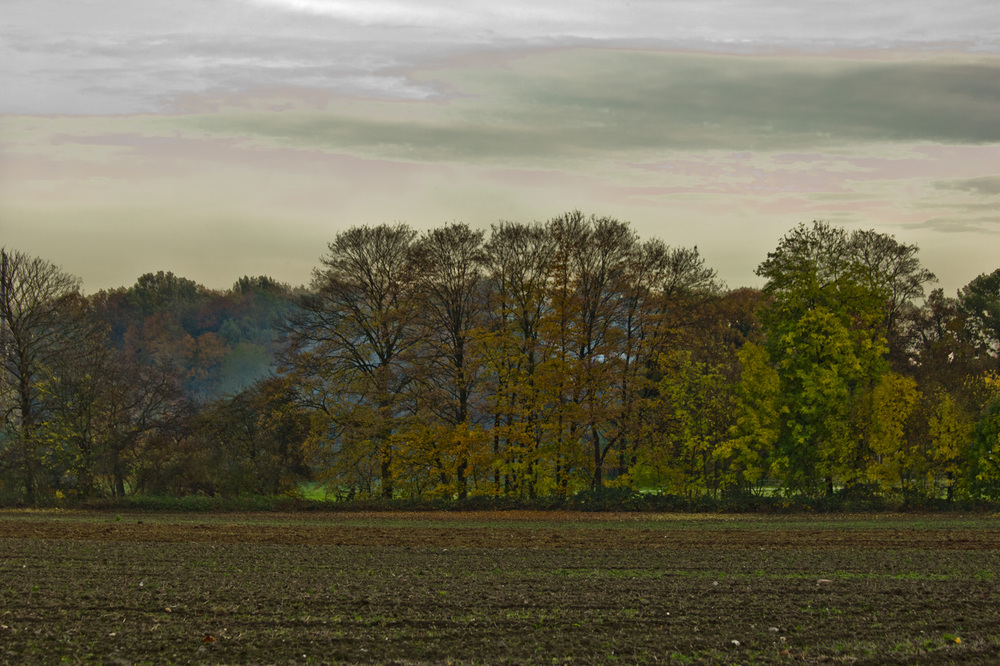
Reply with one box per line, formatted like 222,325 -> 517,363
297,482 -> 330,501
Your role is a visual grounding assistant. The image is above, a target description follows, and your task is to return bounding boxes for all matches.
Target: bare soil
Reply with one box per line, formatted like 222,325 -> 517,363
1,511 -> 999,664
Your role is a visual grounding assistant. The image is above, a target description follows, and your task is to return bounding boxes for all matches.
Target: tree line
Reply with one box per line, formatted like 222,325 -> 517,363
1,212 -> 998,505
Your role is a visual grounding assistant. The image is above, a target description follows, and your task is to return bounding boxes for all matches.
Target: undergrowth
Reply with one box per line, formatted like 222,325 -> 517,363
13,487 -> 998,513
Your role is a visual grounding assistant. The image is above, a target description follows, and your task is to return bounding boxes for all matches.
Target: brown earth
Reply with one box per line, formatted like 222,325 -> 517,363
1,512 -> 999,664
2,511 -> 1000,550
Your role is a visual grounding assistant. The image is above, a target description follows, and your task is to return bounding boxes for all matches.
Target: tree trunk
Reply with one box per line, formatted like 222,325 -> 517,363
456,459 -> 468,500
113,449 -> 126,498
592,429 -> 604,490
380,446 -> 393,499
19,381 -> 37,505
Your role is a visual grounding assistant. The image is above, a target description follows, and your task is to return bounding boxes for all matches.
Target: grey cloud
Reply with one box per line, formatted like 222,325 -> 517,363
1,2 -> 478,113
559,55 -> 1000,147
915,215 -> 1000,233
178,51 -> 1000,164
935,176 -> 1000,195
4,0 -> 1000,114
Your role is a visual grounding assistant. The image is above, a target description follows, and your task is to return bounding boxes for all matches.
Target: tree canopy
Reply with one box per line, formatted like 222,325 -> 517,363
1,216 -> 997,506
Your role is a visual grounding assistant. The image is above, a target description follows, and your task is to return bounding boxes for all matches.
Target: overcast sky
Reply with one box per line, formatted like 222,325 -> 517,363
2,0 -> 998,293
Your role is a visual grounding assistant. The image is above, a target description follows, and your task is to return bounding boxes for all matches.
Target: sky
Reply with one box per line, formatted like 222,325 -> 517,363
1,0 -> 999,295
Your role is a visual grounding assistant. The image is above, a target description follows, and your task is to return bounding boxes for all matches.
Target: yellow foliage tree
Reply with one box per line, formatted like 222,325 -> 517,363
715,342 -> 780,496
927,391 -> 973,500
865,372 -> 920,493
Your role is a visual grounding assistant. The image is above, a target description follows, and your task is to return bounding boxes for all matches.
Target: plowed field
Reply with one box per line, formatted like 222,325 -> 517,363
2,511 -> 999,664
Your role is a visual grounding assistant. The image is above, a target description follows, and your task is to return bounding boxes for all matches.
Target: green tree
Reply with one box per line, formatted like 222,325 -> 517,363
648,351 -> 733,497
771,307 -> 866,494
757,222 -> 890,495
968,374 -> 1000,498
926,390 -> 973,501
958,268 -> 1000,362
715,342 -> 780,496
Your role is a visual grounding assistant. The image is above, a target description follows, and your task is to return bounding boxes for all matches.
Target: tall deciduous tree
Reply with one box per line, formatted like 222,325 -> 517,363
651,351 -> 733,497
901,289 -> 981,393
480,220 -> 555,496
610,239 -> 718,487
849,229 -> 936,369
926,390 -> 973,500
773,306 -> 865,494
283,224 -> 419,499
864,372 -> 921,494
0,249 -> 91,503
410,222 -> 487,498
756,222 -> 888,495
546,211 -> 638,490
716,342 -> 779,496
86,351 -> 183,498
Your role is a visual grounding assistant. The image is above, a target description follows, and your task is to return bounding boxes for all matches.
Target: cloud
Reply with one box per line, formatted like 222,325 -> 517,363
172,50 -> 1000,165
4,0 -> 999,114
245,0 -> 451,25
0,26 -> 452,113
935,175 -> 1000,195
3,2 -> 999,295
240,0 -> 578,30
914,215 -> 1000,233
242,0 -> 1000,46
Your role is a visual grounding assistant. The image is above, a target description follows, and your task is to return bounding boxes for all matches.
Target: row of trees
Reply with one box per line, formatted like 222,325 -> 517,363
2,214 -> 999,504
282,215 -> 1000,501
